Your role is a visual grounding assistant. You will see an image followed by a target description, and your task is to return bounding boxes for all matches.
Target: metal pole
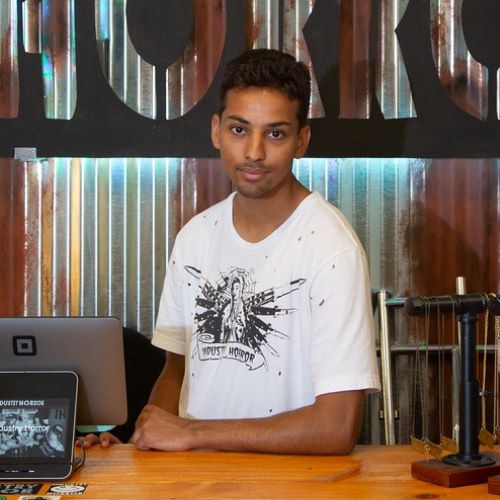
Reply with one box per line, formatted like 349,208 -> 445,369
458,312 -> 479,460
442,311 -> 495,466
378,290 -> 396,445
452,276 -> 466,442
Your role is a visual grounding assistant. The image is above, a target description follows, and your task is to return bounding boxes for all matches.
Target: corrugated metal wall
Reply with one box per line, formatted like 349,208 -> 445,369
13,156 -> 415,338
18,157 -> 230,335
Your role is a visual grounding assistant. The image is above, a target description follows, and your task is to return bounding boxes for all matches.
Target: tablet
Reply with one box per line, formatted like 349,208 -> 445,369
0,371 -> 78,480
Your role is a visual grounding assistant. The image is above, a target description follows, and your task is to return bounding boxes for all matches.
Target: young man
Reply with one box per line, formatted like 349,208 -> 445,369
88,48 -> 380,454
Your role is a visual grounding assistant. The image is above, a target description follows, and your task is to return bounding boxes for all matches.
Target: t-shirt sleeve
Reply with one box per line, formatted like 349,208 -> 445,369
152,240 -> 188,356
309,246 -> 381,396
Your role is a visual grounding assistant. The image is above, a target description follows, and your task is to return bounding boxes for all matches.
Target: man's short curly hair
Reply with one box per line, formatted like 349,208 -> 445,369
218,49 -> 311,128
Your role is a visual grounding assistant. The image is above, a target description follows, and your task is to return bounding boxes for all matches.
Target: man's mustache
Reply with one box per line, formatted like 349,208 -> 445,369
236,162 -> 268,172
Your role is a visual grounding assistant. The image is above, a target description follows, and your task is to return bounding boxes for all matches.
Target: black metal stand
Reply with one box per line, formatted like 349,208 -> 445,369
405,293 -> 500,487
405,293 -> 493,466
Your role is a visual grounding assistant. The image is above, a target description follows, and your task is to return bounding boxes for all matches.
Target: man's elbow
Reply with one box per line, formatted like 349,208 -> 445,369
336,433 -> 358,455
326,433 -> 359,455
311,390 -> 365,455
319,419 -> 362,455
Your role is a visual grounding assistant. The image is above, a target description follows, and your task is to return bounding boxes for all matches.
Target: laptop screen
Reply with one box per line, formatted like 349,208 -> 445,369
0,371 -> 78,480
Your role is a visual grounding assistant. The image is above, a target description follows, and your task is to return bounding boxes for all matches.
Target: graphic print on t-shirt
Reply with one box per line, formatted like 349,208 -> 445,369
185,265 -> 306,371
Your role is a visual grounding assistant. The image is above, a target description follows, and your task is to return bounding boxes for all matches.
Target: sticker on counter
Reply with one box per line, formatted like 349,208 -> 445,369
18,496 -> 61,500
0,484 -> 42,495
46,483 -> 87,495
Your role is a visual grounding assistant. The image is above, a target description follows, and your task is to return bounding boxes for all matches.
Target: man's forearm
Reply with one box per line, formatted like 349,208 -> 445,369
147,352 -> 184,415
132,390 -> 364,455
184,392 -> 363,455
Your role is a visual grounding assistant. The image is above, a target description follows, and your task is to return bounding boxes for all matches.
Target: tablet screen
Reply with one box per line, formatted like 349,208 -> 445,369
0,371 -> 78,480
0,397 -> 72,461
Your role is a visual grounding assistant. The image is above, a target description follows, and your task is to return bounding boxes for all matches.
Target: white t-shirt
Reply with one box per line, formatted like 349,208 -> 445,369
152,191 -> 380,419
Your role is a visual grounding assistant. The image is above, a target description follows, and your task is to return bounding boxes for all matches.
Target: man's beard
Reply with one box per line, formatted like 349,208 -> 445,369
233,162 -> 271,199
235,184 -> 268,199
234,163 -> 272,199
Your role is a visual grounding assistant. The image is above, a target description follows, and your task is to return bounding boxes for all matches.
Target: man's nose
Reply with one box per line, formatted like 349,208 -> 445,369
245,133 -> 265,162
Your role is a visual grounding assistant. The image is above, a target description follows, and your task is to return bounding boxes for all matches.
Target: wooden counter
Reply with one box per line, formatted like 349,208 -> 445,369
2,444 -> 500,499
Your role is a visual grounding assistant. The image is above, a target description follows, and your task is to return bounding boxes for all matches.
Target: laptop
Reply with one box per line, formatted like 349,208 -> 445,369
0,371 -> 79,480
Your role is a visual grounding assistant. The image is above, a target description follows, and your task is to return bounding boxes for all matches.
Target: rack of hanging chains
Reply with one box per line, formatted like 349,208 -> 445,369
378,281 -> 500,487
378,278 -> 500,453
404,292 -> 496,467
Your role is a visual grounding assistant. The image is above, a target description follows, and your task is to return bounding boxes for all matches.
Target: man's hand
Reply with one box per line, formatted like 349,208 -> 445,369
130,404 -> 193,451
77,432 -> 122,449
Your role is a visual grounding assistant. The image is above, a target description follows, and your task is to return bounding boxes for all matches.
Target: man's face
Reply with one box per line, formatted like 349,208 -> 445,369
211,87 -> 310,199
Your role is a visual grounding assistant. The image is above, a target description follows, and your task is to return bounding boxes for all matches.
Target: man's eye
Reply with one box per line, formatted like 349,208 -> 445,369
269,130 -> 284,139
231,126 -> 245,135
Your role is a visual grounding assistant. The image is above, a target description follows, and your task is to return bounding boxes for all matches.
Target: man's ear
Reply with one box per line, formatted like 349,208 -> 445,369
294,124 -> 311,159
211,114 -> 221,150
